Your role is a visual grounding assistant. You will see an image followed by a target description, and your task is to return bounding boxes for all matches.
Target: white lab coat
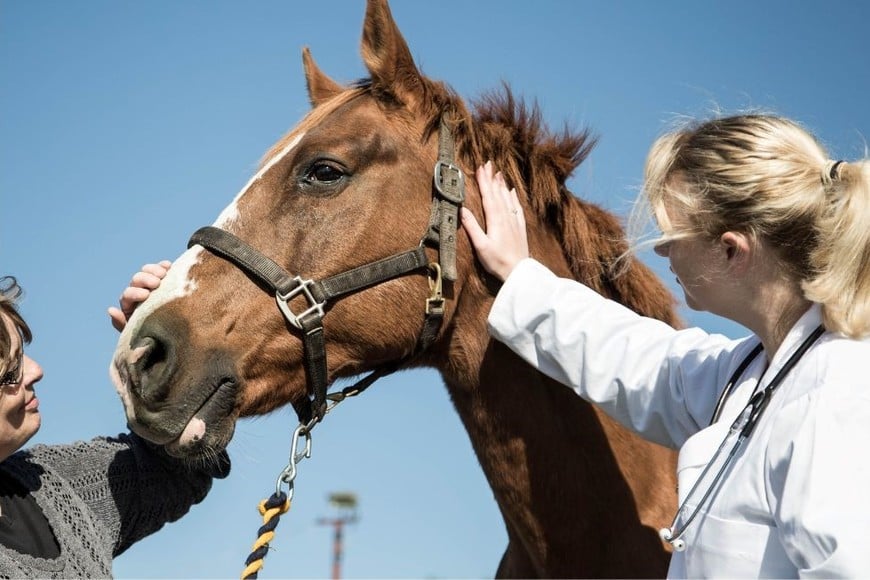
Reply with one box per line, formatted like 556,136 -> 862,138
488,258 -> 870,578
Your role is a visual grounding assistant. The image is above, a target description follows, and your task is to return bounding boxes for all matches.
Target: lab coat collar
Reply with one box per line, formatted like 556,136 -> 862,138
763,303 -> 823,380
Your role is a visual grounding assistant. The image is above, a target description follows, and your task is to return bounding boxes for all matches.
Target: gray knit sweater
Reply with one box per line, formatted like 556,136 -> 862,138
0,433 -> 229,578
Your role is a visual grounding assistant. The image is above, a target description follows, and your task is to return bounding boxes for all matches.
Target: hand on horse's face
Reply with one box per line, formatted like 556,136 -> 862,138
108,260 -> 172,332
461,161 -> 530,282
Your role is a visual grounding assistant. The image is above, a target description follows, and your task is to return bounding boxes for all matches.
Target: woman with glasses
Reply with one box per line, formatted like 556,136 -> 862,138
461,114 -> 869,577
0,264 -> 229,578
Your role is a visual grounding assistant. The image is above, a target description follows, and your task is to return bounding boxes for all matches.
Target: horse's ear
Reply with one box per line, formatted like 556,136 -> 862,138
303,47 -> 343,107
361,0 -> 424,109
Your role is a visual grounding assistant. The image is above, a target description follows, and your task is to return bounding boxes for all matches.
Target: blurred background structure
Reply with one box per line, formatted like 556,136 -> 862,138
317,492 -> 360,579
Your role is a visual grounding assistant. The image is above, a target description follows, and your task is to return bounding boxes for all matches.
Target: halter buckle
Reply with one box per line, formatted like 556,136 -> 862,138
276,277 -> 326,330
433,161 -> 466,203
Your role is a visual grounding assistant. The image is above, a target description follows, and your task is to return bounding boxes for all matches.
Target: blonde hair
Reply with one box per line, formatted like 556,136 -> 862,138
0,276 -> 32,377
635,114 -> 870,338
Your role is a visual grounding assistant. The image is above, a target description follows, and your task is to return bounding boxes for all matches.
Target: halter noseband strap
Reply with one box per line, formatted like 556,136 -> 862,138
188,226 -> 434,424
187,114 -> 464,426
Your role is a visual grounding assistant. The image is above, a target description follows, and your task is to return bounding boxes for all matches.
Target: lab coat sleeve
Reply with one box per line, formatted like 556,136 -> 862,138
488,258 -> 737,448
766,340 -> 870,577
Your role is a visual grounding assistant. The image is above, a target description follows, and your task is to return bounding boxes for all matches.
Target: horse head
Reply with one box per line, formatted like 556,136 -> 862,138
111,0 -> 487,457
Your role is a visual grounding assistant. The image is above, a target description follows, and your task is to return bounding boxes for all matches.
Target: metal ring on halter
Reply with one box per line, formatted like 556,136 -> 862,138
275,277 -> 326,331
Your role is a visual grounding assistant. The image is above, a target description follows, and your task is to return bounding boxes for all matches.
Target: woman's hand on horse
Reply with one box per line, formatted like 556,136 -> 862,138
461,161 -> 530,282
108,260 -> 172,332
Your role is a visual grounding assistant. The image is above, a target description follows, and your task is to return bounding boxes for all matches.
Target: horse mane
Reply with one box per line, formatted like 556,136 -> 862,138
456,84 -> 680,325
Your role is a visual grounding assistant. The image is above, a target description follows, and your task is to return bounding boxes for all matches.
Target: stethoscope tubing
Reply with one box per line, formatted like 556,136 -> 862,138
659,325 -> 825,552
659,407 -> 752,550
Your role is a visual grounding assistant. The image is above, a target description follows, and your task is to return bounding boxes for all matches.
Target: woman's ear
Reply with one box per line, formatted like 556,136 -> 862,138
720,231 -> 752,272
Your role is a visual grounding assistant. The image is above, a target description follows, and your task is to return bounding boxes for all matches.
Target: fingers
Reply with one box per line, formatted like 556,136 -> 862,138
119,286 -> 151,311
460,207 -> 488,250
463,161 -> 530,282
477,161 -> 524,225
128,261 -> 171,293
130,271 -> 162,291
509,186 -> 525,225
138,261 -> 171,283
108,261 -> 172,333
477,162 -> 508,220
108,307 -> 128,332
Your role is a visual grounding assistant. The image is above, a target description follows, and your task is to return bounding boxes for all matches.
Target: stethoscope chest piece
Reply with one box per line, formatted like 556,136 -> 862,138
659,526 -> 687,551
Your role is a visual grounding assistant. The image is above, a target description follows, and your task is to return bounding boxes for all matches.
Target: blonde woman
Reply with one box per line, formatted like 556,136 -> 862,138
0,264 -> 229,578
461,114 -> 869,577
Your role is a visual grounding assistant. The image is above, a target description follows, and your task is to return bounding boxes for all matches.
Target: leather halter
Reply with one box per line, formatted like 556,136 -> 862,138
188,116 -> 465,426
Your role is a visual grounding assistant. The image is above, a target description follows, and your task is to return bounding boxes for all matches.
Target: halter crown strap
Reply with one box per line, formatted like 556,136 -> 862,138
425,115 -> 465,281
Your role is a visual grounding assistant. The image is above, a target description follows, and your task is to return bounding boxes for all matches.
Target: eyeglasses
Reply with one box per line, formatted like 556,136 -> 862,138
0,348 -> 24,389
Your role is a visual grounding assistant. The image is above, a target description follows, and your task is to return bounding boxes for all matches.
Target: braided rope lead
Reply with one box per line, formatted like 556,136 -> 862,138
241,491 -> 291,579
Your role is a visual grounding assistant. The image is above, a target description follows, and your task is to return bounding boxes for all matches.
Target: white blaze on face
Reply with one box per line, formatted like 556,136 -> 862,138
213,133 -> 305,228
109,132 -> 306,435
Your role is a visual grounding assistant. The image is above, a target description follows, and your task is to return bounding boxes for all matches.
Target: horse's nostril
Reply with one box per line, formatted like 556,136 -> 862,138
127,323 -> 176,403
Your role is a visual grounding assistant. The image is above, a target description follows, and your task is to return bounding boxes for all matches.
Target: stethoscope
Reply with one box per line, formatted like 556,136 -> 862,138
658,324 -> 825,552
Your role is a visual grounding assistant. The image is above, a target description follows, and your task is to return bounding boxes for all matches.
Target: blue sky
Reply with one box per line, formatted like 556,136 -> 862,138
2,1 -> 868,578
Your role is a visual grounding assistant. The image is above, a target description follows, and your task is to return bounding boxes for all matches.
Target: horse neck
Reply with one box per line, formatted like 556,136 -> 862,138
435,217 -> 676,575
439,325 -> 675,574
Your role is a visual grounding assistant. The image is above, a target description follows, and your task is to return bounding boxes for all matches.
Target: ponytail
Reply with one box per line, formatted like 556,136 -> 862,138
803,161 -> 870,338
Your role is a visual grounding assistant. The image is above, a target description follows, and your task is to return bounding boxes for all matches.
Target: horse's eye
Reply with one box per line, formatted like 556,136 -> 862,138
305,162 -> 344,184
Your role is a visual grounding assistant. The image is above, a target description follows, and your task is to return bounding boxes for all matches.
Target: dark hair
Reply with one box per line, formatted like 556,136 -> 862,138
1,276 -> 33,376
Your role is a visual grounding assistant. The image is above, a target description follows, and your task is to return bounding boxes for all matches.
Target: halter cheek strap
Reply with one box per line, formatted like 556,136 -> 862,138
424,116 -> 465,281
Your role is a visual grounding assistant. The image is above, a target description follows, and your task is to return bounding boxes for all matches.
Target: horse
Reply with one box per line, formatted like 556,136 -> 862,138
111,0 -> 680,576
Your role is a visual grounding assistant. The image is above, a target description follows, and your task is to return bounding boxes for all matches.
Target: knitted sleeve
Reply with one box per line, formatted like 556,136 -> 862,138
28,433 -> 230,556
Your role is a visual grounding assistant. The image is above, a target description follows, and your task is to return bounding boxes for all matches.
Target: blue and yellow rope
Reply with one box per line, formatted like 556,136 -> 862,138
241,491 -> 291,579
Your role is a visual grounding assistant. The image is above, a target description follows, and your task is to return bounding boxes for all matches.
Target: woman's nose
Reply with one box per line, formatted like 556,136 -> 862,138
23,355 -> 43,385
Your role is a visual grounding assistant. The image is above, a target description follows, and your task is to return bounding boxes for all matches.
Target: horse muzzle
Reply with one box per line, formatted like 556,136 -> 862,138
111,311 -> 241,457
